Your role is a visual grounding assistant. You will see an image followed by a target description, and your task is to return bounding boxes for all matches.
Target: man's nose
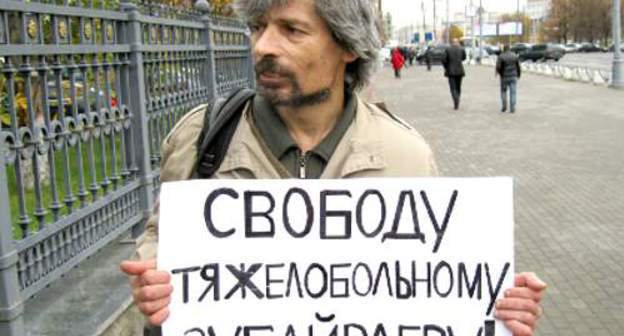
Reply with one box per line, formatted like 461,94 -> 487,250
253,25 -> 282,59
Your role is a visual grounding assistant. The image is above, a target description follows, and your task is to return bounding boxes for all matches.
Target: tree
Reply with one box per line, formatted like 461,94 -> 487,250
441,24 -> 464,42
209,0 -> 235,15
544,0 -> 622,44
149,0 -> 235,15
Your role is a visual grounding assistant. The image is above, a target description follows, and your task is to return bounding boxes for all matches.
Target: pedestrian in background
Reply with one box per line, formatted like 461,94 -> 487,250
425,44 -> 433,71
496,44 -> 521,113
400,47 -> 409,68
391,47 -> 405,78
442,38 -> 467,110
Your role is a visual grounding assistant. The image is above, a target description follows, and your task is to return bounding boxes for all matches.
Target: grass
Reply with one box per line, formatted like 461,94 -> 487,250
6,133 -> 129,240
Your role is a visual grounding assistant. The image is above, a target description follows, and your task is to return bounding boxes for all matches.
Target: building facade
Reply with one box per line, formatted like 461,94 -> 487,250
527,0 -> 552,42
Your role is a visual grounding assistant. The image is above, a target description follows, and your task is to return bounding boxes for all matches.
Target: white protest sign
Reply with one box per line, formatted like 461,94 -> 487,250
158,178 -> 514,336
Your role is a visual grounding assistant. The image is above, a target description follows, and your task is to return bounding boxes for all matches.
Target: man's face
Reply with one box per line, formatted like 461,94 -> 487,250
249,0 -> 355,107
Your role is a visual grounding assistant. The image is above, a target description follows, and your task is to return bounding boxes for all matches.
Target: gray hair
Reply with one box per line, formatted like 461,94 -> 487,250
233,0 -> 381,91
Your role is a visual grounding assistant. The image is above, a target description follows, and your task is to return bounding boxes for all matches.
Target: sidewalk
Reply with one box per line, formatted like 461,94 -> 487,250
371,64 -> 624,336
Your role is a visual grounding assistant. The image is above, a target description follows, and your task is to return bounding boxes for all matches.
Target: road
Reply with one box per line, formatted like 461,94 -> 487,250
372,63 -> 624,336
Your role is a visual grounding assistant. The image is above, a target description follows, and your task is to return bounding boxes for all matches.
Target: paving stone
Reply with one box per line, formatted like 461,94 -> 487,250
372,64 -> 624,336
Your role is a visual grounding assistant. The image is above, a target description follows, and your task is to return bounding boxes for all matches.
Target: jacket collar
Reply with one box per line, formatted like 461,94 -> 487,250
218,95 -> 387,179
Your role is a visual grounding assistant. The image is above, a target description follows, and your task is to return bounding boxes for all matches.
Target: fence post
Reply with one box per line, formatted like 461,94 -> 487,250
121,0 -> 154,237
201,15 -> 218,99
245,29 -> 256,89
0,144 -> 25,335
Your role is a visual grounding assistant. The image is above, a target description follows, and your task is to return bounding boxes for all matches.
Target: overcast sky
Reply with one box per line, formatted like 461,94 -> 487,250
383,0 -> 528,29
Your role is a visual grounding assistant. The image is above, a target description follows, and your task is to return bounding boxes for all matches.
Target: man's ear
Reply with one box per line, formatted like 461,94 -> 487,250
342,50 -> 358,63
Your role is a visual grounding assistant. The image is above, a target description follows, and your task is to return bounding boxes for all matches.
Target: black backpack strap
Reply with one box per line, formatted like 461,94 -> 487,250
194,88 -> 255,178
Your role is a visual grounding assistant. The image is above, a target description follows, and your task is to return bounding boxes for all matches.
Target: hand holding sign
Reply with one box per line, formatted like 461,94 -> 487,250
120,259 -> 173,326
495,273 -> 547,336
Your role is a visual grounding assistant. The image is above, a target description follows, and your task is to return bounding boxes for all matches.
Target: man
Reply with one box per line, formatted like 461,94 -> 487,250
442,39 -> 467,110
496,44 -> 522,113
425,44 -> 433,71
120,1 -> 546,335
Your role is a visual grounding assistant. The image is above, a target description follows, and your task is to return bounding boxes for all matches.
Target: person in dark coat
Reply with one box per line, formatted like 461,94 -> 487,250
496,44 -> 522,113
425,44 -> 433,71
442,38 -> 467,110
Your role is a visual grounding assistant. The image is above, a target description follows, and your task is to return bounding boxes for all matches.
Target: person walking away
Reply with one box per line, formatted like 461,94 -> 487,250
442,38 -> 467,110
408,47 -> 415,66
391,47 -> 405,78
425,45 -> 432,71
496,44 -> 521,113
400,47 -> 409,68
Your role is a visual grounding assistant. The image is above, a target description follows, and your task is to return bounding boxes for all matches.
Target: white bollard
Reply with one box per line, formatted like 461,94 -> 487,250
592,70 -> 607,85
563,67 -> 574,80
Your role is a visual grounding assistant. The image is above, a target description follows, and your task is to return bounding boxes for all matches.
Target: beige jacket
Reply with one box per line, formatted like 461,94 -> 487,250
136,95 -> 438,260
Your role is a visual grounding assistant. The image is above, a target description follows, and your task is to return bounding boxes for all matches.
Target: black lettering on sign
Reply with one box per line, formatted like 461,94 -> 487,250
458,263 -> 482,299
382,191 -> 425,243
486,263 -> 511,315
285,325 -> 296,336
373,324 -> 388,336
198,263 -> 220,302
185,328 -> 205,336
320,190 -> 353,239
484,320 -> 496,336
225,263 -> 265,299
330,263 -> 351,298
356,190 -> 386,238
373,262 -> 393,296
344,324 -> 368,336
204,188 -> 238,238
244,326 -> 274,336
283,188 -> 314,238
204,326 -> 242,336
171,266 -> 201,304
423,325 -> 446,336
266,263 -> 285,299
244,191 -> 276,238
433,261 -> 454,298
420,190 -> 458,253
398,325 -> 422,336
286,263 -> 304,298
305,263 -> 328,298
395,261 -> 413,299
314,312 -> 338,336
352,263 -> 373,296
412,261 -> 432,298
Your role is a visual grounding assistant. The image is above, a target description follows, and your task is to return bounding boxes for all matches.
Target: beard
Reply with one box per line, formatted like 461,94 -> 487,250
255,57 -> 331,108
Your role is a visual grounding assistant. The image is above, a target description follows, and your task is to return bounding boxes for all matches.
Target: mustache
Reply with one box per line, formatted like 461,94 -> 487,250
254,57 -> 294,79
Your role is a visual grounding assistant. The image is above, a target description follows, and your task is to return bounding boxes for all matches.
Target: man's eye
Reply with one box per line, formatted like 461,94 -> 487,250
286,26 -> 302,34
249,23 -> 264,33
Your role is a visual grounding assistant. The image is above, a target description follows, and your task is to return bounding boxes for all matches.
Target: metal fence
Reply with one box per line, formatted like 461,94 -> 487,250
0,0 -> 253,334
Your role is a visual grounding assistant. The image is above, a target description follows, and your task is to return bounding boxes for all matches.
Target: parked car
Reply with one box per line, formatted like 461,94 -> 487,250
511,43 -> 532,55
416,45 -> 448,65
519,44 -> 565,62
578,43 -> 607,53
483,45 -> 501,56
564,43 -> 582,53
608,44 -> 624,52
